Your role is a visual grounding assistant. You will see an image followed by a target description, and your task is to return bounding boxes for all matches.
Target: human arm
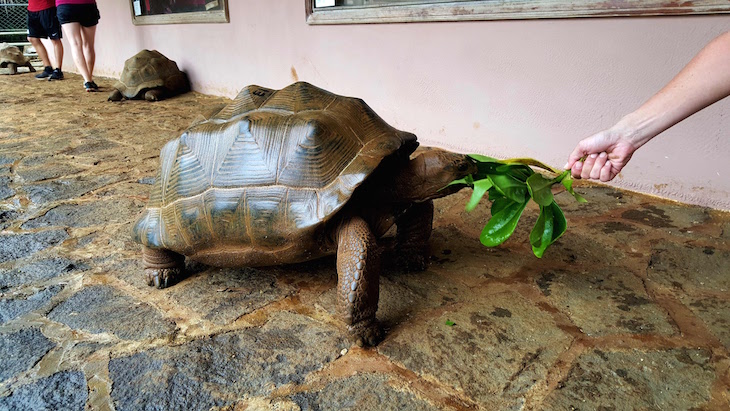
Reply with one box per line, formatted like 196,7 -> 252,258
566,30 -> 730,182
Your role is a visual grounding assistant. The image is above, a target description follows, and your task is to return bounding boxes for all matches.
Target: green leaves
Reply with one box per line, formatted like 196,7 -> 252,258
526,173 -> 554,206
480,199 -> 527,247
529,201 -> 567,258
465,178 -> 493,212
456,156 -> 586,258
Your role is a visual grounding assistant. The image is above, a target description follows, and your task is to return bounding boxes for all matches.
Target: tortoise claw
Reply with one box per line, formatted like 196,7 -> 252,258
396,252 -> 429,272
145,268 -> 180,289
348,318 -> 383,347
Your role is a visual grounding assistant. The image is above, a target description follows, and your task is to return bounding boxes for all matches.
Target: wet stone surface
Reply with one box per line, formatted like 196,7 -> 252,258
21,197 -> 143,229
0,285 -> 64,324
542,348 -> 715,410
47,285 -> 177,341
1,74 -> 730,410
648,240 -> 730,294
537,267 -> 676,336
0,229 -> 69,264
23,174 -> 124,206
0,370 -> 88,411
289,373 -> 439,411
109,312 -> 348,409
164,267 -> 297,325
0,328 -> 55,382
378,290 -> 573,409
0,257 -> 84,290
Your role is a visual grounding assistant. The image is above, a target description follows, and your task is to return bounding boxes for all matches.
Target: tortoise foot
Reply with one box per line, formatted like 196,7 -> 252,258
348,318 -> 383,347
396,249 -> 429,272
145,267 -> 181,289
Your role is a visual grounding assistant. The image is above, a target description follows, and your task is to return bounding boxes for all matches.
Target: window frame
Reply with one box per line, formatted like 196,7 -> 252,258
305,0 -> 730,25
129,0 -> 229,25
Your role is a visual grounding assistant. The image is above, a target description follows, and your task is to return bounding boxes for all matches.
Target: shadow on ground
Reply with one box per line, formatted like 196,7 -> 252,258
1,73 -> 729,410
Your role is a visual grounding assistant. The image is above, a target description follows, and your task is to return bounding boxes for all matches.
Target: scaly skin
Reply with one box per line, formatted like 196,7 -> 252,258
142,246 -> 185,289
144,88 -> 165,102
396,200 -> 434,271
336,216 -> 383,346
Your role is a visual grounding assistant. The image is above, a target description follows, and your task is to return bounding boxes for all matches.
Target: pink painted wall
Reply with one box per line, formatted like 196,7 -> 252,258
65,1 -> 730,209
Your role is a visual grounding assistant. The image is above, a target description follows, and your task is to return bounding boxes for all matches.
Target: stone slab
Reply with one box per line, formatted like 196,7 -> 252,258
109,312 -> 348,410
542,348 -> 715,410
0,328 -> 55,382
47,285 -> 177,341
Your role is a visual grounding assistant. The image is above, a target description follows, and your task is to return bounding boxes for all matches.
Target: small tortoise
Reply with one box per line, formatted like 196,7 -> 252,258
132,82 -> 476,345
108,49 -> 188,102
0,43 -> 35,75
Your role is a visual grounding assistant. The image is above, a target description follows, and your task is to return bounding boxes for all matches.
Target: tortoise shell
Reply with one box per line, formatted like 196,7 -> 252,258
0,43 -> 30,66
132,82 -> 417,263
114,49 -> 187,98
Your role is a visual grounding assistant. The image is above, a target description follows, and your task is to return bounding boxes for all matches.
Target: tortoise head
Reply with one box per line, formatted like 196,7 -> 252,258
396,148 -> 477,201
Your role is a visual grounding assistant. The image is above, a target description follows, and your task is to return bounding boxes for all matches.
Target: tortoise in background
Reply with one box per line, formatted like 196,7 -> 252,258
132,82 -> 476,345
108,49 -> 188,102
0,43 -> 35,75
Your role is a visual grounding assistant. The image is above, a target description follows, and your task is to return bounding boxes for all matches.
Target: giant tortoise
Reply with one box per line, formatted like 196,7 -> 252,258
0,43 -> 35,75
108,49 -> 188,102
132,82 -> 476,345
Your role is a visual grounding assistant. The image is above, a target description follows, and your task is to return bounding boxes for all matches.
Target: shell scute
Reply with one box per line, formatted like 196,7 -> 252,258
0,44 -> 30,66
114,50 -> 188,99
133,82 -> 418,255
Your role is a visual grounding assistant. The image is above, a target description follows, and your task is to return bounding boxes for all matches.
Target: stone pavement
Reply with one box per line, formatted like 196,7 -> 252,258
1,73 -> 729,410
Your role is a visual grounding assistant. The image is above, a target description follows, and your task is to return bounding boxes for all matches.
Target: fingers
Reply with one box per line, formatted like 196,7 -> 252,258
599,160 -> 613,182
590,152 -> 608,179
570,160 -> 583,179
566,143 -> 588,170
580,153 -> 598,179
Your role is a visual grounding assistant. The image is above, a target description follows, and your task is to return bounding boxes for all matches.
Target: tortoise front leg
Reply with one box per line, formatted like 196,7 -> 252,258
142,246 -> 184,289
144,88 -> 165,102
396,200 -> 434,271
7,63 -> 17,75
336,216 -> 383,346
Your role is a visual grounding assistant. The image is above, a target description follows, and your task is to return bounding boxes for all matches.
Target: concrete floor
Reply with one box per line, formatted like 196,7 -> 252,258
1,73 -> 730,410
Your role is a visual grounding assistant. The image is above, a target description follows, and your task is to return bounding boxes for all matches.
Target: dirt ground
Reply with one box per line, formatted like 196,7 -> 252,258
2,71 -> 730,410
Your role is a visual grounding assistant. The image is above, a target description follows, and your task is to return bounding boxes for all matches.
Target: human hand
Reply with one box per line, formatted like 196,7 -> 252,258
565,129 -> 639,182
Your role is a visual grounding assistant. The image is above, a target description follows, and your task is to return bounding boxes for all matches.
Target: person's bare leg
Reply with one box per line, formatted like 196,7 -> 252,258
80,25 -> 96,79
27,37 -> 51,68
61,22 -> 91,82
50,38 -> 63,70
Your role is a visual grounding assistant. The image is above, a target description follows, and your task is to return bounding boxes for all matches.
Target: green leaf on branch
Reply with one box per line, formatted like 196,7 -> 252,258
529,201 -> 567,258
465,178 -> 493,212
480,199 -> 528,247
496,163 -> 534,181
446,174 -> 474,188
561,174 -> 587,203
453,155 -> 587,258
526,173 -> 555,207
488,174 -> 529,204
468,154 -> 498,163
503,157 -> 562,174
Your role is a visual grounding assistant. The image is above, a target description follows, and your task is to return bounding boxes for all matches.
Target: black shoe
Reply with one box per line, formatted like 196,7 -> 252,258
84,81 -> 99,92
35,66 -> 53,80
48,68 -> 63,81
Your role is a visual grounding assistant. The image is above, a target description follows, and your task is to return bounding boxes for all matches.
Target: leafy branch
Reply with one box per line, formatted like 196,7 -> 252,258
450,155 -> 586,258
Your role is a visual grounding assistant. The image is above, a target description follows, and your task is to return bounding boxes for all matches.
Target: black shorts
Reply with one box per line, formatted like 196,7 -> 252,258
57,4 -> 100,27
27,8 -> 62,40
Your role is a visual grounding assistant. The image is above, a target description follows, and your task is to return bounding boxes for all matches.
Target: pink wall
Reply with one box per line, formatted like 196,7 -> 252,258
67,1 -> 730,209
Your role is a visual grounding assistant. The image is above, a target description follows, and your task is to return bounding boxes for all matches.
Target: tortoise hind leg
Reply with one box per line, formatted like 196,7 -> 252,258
396,200 -> 434,271
142,246 -> 184,289
336,216 -> 383,346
